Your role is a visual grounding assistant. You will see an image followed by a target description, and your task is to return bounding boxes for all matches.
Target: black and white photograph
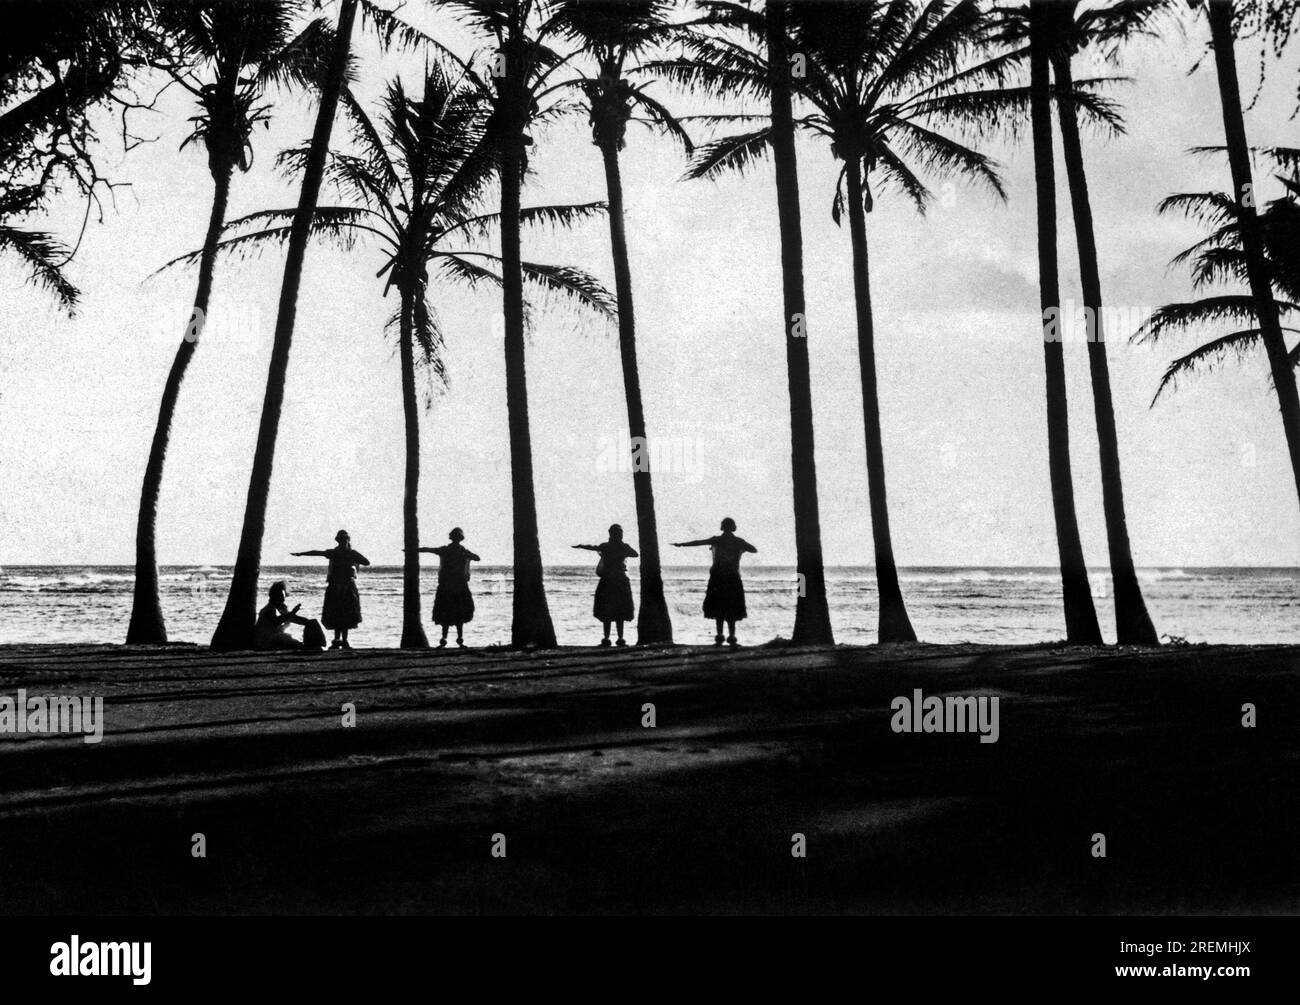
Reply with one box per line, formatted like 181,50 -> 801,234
0,0 -> 1295,984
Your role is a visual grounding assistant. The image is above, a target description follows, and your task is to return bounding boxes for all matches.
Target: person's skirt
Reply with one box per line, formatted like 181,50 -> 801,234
703,571 -> 747,622
322,582 -> 362,630
593,573 -> 634,622
432,584 -> 475,626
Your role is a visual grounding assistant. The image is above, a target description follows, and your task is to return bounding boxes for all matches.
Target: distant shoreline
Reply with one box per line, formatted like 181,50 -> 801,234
4,564 -> 1300,573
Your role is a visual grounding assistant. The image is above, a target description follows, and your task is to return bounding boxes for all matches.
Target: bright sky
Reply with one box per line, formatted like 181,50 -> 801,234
2,3 -> 1298,569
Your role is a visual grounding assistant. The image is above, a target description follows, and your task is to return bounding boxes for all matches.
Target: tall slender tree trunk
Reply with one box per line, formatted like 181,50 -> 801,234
209,0 -> 357,651
844,158 -> 916,643
1207,0 -> 1300,511
597,138 -> 673,645
398,283 -> 429,649
1029,1 -> 1102,644
127,161 -> 233,644
499,70 -> 557,649
765,0 -> 834,645
1052,51 -> 1158,646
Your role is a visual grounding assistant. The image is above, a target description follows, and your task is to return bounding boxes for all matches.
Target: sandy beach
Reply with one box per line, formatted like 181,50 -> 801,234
0,641 -> 1295,915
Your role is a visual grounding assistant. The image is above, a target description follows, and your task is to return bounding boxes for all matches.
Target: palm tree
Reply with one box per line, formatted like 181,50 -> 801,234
173,65 -> 613,648
646,0 -> 835,644
126,0 -> 335,644
784,0 -> 1021,643
209,0 -> 359,652
761,0 -> 834,645
553,0 -> 692,646
675,0 -> 1022,642
1029,0 -> 1102,643
1201,0 -> 1300,512
445,0 -> 578,648
1136,149 -> 1300,399
992,0 -> 1164,645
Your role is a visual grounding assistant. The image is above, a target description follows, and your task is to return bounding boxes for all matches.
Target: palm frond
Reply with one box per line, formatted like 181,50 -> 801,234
888,119 -> 1006,200
445,201 -> 608,243
876,144 -> 931,214
519,261 -> 618,319
256,17 -> 340,92
150,208 -> 372,276
684,126 -> 772,180
1151,328 -> 1266,403
1157,191 -> 1240,229
0,224 -> 79,312
1134,295 -> 1297,343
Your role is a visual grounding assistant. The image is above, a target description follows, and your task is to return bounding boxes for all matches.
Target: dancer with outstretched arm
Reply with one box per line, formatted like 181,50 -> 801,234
416,527 -> 480,648
673,517 -> 757,647
573,524 -> 638,647
292,530 -> 369,650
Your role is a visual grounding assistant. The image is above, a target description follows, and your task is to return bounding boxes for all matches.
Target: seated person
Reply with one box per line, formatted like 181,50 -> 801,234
254,581 -> 322,651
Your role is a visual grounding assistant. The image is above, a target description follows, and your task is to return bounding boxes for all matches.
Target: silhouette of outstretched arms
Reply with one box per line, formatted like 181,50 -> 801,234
571,544 -> 601,552
351,551 -> 370,566
737,538 -> 757,553
291,550 -> 330,558
672,537 -> 715,547
465,550 -> 481,562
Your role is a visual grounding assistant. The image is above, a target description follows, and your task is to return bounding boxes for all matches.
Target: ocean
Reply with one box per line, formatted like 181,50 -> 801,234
0,565 -> 1296,646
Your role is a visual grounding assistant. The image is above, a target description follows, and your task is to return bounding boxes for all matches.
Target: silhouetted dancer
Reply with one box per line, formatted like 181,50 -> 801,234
254,580 -> 324,651
673,517 -> 757,647
417,527 -> 480,648
292,530 -> 369,650
573,524 -> 638,647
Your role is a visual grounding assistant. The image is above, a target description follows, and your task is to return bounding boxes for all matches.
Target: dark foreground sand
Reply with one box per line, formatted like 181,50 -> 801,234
0,641 -> 1296,914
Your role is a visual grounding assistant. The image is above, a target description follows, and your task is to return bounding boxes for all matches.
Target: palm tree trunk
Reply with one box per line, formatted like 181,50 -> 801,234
209,0 -> 357,652
398,283 -> 429,649
844,158 -> 917,643
126,161 -> 233,644
1052,51 -> 1158,646
1207,0 -> 1300,511
500,89 -> 557,649
1029,1 -> 1102,644
597,138 -> 673,645
765,0 -> 834,645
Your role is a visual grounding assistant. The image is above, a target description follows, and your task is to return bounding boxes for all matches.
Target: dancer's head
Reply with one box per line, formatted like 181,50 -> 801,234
608,523 -> 624,541
720,517 -> 737,533
269,580 -> 288,605
335,529 -> 350,546
449,527 -> 465,542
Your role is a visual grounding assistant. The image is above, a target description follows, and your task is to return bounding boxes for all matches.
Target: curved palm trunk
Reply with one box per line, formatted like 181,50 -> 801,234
127,162 -> 233,643
1029,3 -> 1102,644
1207,0 -> 1300,511
766,0 -> 834,645
500,99 -> 557,649
844,158 -> 917,643
210,0 -> 357,652
398,284 -> 429,649
597,138 -> 673,645
1052,52 -> 1158,646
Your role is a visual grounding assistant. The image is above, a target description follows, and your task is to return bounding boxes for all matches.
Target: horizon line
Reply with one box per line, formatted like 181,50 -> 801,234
4,563 -> 1299,572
